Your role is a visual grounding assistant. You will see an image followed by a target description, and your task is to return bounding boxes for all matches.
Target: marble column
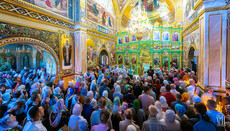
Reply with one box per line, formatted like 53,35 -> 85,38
197,0 -> 227,92
74,24 -> 88,74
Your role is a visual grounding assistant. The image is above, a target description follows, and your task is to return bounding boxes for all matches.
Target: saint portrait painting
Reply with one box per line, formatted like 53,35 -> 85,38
63,40 -> 72,66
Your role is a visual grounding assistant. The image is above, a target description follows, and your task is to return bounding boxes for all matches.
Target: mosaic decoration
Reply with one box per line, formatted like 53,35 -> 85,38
80,0 -> 86,22
0,21 -> 60,57
116,23 -> 182,74
118,0 -> 127,10
87,30 -> 116,41
87,21 -> 116,37
0,37 -> 60,74
87,35 -> 115,67
0,2 -> 74,29
141,0 -> 160,12
59,32 -> 74,70
75,0 -> 80,22
16,0 -> 68,17
184,0 -> 199,19
68,0 -> 73,19
87,0 -> 115,28
93,0 -> 114,13
183,28 -> 199,68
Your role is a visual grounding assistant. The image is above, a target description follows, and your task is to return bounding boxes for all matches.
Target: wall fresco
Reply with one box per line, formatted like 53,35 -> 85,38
87,0 -> 115,28
183,28 -> 199,68
87,35 -> 115,67
0,22 -> 60,56
21,0 -> 68,17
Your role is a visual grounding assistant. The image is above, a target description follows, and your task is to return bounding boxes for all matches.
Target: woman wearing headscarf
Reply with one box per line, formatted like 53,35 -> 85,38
53,87 -> 62,99
102,90 -> 113,112
65,88 -> 78,112
161,109 -> 181,131
87,91 -> 97,109
111,97 -> 122,131
192,95 -> 201,104
75,80 -> 81,94
160,86 -> 166,94
68,104 -> 88,131
80,87 -> 87,104
160,96 -> 168,112
0,93 -> 11,118
41,86 -> 51,102
155,101 -> 165,120
57,79 -> 64,92
2,93 -> 11,105
131,99 -> 145,129
175,104 -> 188,122
133,80 -> 143,98
126,125 -> 137,131
90,80 -> 97,97
181,92 -> 189,103
0,114 -> 22,130
49,99 -> 68,131
113,85 -> 123,102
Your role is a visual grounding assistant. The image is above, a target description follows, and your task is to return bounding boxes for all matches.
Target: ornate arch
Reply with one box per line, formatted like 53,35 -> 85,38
98,48 -> 110,65
0,37 -> 60,77
184,44 -> 197,68
187,44 -> 197,56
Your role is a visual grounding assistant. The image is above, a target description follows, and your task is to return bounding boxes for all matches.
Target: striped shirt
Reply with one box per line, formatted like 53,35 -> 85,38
142,117 -> 166,131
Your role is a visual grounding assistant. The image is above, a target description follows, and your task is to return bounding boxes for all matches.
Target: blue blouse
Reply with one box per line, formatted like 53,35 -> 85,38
193,115 -> 216,131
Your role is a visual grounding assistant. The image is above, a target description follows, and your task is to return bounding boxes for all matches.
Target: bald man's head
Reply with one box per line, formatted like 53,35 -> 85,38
125,109 -> 133,120
149,105 -> 158,117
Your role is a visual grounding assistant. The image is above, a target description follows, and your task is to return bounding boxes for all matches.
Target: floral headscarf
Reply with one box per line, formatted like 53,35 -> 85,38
49,99 -> 65,128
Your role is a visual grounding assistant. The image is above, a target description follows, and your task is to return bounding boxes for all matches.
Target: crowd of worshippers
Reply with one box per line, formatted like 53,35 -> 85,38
0,66 -> 228,131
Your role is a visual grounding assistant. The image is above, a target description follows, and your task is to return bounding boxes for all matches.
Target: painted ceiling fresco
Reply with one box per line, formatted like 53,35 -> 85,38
118,0 -> 127,10
20,0 -> 68,17
87,0 -> 115,28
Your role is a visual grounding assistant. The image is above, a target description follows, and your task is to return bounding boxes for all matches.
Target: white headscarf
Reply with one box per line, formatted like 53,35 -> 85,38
126,125 -> 137,131
115,85 -> 121,93
50,99 -> 65,128
102,90 -> 108,98
163,80 -> 169,86
72,104 -> 82,116
53,99 -> 65,114
2,93 -> 11,104
41,86 -> 50,99
165,110 -> 176,123
53,87 -> 61,96
155,101 -> 165,120
160,86 -> 166,93
187,85 -> 195,94
0,114 -> 19,130
160,96 -> 168,108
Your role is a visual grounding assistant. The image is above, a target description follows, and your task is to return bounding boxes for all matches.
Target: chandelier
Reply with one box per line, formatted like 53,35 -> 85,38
127,0 -> 152,41
16,45 -> 30,53
0,47 -> 9,54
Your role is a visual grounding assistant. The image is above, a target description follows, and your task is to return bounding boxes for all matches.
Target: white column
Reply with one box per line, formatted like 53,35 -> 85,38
74,24 -> 88,74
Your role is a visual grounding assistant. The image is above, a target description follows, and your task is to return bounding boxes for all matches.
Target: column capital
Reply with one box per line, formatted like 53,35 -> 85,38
74,22 -> 90,30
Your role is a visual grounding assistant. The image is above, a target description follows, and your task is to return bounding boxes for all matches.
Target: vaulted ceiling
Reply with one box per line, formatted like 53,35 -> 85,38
111,0 -> 177,30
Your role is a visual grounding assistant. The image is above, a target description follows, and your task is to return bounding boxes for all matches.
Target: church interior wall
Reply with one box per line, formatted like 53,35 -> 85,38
0,3 -> 75,79
86,34 -> 116,68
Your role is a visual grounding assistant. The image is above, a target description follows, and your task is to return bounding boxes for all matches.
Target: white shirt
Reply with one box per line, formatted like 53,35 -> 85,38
23,121 -> 47,131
